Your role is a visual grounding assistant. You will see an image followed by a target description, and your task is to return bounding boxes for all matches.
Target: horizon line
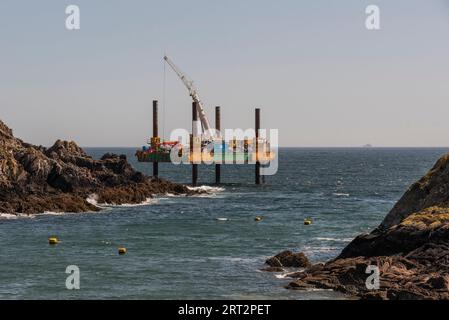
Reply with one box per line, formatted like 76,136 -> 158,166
78,146 -> 449,149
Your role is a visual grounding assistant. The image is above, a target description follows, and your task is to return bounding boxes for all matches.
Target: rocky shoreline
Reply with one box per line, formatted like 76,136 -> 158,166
0,119 -> 193,215
264,153 -> 449,300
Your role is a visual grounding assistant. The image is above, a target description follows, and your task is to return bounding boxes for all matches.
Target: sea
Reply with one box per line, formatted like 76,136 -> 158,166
0,148 -> 448,299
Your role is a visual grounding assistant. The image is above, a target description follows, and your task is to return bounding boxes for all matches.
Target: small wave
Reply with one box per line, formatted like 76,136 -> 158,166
333,193 -> 349,197
207,256 -> 259,264
0,213 -> 17,219
194,193 -> 226,199
118,198 -> 155,207
42,211 -> 68,216
89,192 -> 157,207
354,197 -> 395,204
162,193 -> 189,198
304,288 -> 334,292
86,193 -> 99,206
185,185 -> 226,198
187,185 -> 225,193
0,213 -> 35,220
302,245 -> 339,254
1,211 -> 83,219
315,237 -> 352,242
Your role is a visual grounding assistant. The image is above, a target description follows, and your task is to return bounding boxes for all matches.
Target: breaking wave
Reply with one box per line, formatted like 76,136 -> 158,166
116,198 -> 155,207
86,193 -> 99,206
187,185 -> 225,193
187,185 -> 226,198
315,237 -> 353,242
0,213 -> 35,220
86,193 -> 156,208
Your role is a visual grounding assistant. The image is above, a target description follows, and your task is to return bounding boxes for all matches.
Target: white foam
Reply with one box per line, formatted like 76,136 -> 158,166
186,185 -> 226,199
89,191 -> 158,208
207,256 -> 258,264
1,211 -> 81,219
160,186 -> 225,199
194,193 -> 226,199
187,185 -> 225,193
1,195 -> 156,220
86,193 -> 99,206
305,288 -> 334,292
302,245 -> 339,253
42,211 -> 66,215
118,198 -> 155,207
40,211 -> 87,217
315,237 -> 352,242
333,193 -> 349,197
0,213 -> 35,220
164,193 -> 182,197
0,213 -> 19,219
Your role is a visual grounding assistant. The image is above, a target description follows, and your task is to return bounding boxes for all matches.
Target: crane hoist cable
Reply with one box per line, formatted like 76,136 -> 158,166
162,57 -> 166,141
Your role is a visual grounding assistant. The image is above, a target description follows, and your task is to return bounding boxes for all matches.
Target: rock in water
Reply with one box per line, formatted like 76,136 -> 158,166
260,266 -> 285,272
265,250 -> 311,268
0,119 -> 192,215
282,153 -> 449,300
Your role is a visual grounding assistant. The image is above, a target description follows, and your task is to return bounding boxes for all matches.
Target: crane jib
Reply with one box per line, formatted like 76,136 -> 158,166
163,55 -> 215,140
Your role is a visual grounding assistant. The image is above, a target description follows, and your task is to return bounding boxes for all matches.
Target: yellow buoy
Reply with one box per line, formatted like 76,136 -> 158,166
48,237 -> 59,245
118,247 -> 127,255
304,219 -> 312,225
255,216 -> 263,222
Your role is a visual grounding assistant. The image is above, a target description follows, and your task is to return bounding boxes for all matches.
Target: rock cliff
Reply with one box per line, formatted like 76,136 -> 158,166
0,119 -> 190,214
266,152 -> 449,299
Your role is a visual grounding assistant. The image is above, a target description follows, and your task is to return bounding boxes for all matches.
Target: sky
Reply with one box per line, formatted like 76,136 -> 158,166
1,0 -> 449,147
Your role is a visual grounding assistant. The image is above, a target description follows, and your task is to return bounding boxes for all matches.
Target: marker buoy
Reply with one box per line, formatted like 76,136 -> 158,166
118,247 -> 127,255
304,219 -> 312,225
255,216 -> 263,222
48,237 -> 59,245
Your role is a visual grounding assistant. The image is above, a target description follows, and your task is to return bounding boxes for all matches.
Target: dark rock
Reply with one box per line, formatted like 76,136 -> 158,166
260,267 -> 284,272
380,153 -> 449,229
266,250 -> 311,268
0,119 -> 192,215
426,276 -> 449,290
265,257 -> 283,268
280,153 -> 449,300
360,291 -> 388,300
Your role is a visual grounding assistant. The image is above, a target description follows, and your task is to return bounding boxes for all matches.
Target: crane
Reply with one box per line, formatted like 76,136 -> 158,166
163,55 -> 217,140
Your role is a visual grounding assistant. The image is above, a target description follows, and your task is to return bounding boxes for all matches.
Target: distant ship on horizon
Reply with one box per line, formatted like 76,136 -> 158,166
363,144 -> 373,148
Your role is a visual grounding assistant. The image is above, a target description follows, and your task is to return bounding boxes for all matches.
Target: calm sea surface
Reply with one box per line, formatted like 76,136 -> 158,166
1,148 -> 448,299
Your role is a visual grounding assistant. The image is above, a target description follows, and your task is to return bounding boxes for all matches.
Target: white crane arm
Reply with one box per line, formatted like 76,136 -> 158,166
164,55 -> 215,139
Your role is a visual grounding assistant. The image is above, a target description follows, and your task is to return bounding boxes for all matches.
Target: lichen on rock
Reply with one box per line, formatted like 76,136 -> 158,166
267,153 -> 449,300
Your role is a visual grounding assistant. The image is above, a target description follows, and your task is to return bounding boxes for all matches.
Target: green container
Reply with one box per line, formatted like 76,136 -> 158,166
137,151 -> 172,163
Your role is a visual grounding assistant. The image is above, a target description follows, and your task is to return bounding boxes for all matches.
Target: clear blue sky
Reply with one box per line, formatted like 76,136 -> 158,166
1,0 -> 449,147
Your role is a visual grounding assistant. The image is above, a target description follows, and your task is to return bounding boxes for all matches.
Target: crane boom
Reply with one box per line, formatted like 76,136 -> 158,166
163,55 -> 215,139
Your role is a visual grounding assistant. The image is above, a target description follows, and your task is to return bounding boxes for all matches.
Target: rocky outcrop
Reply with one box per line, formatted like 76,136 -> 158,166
265,250 -> 311,269
0,119 -> 191,215
269,153 -> 449,300
380,154 -> 449,229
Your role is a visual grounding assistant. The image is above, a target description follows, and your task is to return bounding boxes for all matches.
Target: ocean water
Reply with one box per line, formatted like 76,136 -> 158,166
1,148 -> 448,300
